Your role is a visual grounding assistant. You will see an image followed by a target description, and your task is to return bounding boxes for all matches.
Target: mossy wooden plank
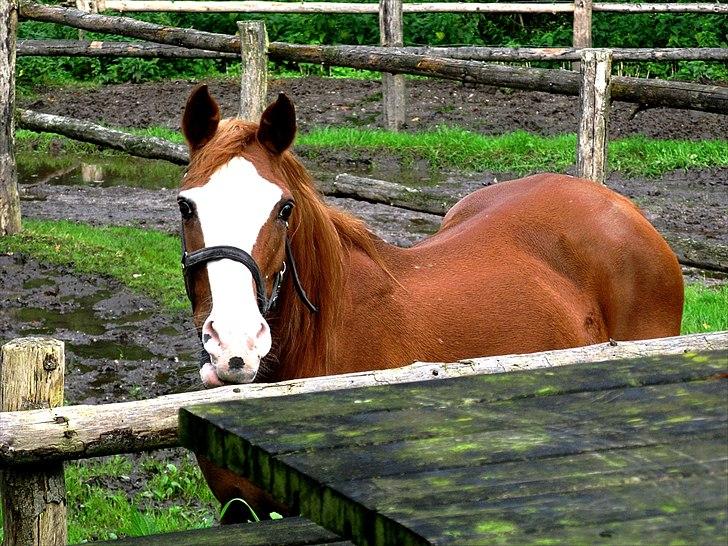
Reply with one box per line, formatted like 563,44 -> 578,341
453,508 -> 726,545
327,440 -> 727,511
388,474 -> 726,544
184,379 -> 726,455
88,516 -> 345,546
177,351 -> 728,546
181,379 -> 726,485
182,351 -> 726,436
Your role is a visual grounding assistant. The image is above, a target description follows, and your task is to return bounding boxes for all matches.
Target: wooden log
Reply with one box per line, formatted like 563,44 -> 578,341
16,41 -> 728,62
380,0 -> 405,131
354,46 -> 728,63
17,108 -> 189,164
94,0 -> 577,14
572,0 -> 592,71
238,21 -> 268,121
0,0 -> 21,236
19,1 -> 241,53
322,173 -> 452,215
17,39 -> 238,58
0,333 -> 724,466
267,44 -> 728,114
593,3 -> 728,13
92,1 -> 728,14
1,338 -> 67,546
577,49 -> 612,184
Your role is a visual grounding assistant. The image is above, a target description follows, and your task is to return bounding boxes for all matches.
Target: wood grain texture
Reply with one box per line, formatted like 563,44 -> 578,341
16,41 -> 728,62
17,39 -> 238,58
1,333 -> 724,466
92,1 -> 728,14
180,350 -> 727,546
266,43 -> 728,114
379,0 -> 405,131
577,49 -> 612,184
17,108 -> 189,164
1,338 -> 67,546
238,20 -> 268,121
0,0 -> 21,236
572,0 -> 592,70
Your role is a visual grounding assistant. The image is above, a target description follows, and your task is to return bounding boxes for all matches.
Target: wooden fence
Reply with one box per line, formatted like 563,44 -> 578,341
18,0 -> 728,129
1,333 -> 727,544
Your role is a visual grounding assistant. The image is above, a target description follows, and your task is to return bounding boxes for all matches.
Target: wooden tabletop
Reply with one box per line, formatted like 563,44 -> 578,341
180,350 -> 728,545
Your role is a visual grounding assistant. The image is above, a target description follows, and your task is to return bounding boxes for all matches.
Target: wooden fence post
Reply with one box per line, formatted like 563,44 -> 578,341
379,0 -> 405,130
572,0 -> 592,70
577,48 -> 612,184
1,338 -> 67,546
0,0 -> 21,236
238,20 -> 268,121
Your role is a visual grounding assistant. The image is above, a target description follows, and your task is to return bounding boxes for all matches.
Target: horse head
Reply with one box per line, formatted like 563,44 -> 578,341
179,84 -> 315,387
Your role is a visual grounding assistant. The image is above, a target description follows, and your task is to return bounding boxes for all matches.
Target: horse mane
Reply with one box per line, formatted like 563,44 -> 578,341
184,119 -> 383,380
269,145 -> 382,380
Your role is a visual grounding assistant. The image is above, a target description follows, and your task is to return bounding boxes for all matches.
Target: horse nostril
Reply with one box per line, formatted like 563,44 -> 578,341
202,333 -> 212,343
256,322 -> 268,340
229,357 -> 245,370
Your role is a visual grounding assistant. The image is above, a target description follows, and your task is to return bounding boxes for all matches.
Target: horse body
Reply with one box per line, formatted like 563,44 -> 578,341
269,173 -> 683,381
179,85 -> 683,521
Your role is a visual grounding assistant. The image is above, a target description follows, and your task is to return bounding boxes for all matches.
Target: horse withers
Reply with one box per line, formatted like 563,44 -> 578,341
178,84 -> 684,521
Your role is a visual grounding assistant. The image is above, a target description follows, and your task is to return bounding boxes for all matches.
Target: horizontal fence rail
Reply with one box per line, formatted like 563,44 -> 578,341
14,4 -> 728,114
16,38 -> 239,58
16,40 -> 728,62
90,1 -> 728,13
1,332 -> 726,466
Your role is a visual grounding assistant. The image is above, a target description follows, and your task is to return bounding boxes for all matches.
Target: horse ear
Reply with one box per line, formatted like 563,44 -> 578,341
257,93 -> 296,155
182,84 -> 220,153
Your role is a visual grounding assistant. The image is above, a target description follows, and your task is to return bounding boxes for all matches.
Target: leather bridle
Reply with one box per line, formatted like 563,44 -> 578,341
181,229 -> 318,316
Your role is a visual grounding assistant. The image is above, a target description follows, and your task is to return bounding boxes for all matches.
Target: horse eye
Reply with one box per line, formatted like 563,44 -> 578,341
278,202 -> 294,222
178,198 -> 195,219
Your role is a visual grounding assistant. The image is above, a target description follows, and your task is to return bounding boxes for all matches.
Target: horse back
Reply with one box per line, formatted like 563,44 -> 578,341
403,173 -> 683,347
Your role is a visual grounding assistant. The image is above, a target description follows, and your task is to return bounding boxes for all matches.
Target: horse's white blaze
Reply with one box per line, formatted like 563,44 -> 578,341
180,157 -> 282,383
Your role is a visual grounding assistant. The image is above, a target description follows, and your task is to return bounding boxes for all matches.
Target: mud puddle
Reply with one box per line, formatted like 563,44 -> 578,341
0,254 -> 200,405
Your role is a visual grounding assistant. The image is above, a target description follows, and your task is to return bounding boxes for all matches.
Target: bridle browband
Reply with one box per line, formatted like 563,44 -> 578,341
181,231 -> 318,315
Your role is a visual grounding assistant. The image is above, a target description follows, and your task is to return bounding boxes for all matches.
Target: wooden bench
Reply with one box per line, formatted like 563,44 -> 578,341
89,516 -> 350,545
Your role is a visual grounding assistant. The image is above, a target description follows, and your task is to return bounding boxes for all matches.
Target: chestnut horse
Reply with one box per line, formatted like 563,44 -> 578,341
179,85 -> 684,521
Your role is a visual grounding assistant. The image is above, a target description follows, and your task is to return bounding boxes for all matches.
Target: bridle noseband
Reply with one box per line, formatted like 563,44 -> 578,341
181,231 -> 318,316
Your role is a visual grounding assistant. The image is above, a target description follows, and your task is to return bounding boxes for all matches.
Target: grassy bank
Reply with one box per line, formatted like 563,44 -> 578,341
1,220 -> 725,335
0,452 -> 216,543
15,128 -> 728,178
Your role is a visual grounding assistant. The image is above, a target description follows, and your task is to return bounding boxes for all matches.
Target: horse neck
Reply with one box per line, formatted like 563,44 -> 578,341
264,162 -> 386,381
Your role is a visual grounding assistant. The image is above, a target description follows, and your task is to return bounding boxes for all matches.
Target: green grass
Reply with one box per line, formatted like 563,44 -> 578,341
0,453 -> 217,543
15,127 -> 728,178
0,219 -> 186,311
682,283 -> 728,334
298,128 -> 728,177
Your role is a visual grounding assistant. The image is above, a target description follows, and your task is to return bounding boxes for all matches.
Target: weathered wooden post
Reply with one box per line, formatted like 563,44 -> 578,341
379,0 -> 405,130
237,20 -> 268,121
0,0 -> 22,236
1,338 -> 67,546
572,0 -> 593,71
577,48 -> 612,185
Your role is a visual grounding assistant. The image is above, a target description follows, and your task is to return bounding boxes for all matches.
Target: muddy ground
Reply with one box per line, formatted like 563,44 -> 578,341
5,75 -> 728,405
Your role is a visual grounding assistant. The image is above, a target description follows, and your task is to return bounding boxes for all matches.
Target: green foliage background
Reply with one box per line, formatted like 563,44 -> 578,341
17,0 -> 728,88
